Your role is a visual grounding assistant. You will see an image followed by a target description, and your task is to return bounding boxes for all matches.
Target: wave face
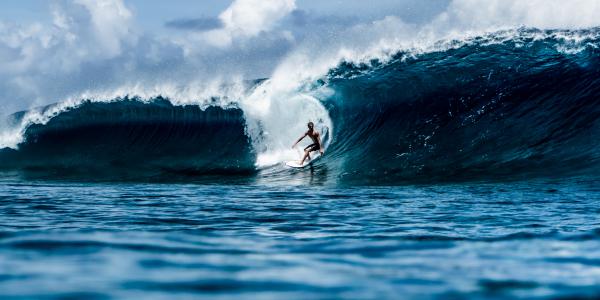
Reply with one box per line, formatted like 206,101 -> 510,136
1,29 -> 599,183
0,99 -> 255,179
323,29 -> 600,183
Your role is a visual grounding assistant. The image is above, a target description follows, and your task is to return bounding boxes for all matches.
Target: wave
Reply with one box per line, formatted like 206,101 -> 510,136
1,28 -> 599,183
0,98 -> 256,179
322,28 -> 600,183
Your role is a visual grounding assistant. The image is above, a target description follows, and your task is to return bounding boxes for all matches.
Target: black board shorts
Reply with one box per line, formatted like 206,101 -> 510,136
304,143 -> 321,152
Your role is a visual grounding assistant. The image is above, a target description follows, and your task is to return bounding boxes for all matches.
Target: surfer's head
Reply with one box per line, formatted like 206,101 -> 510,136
307,122 -> 314,130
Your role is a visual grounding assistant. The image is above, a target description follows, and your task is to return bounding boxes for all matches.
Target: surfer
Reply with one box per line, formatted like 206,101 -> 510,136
292,121 -> 324,165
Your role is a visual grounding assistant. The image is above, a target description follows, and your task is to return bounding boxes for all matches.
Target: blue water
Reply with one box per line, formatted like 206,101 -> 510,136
1,176 -> 599,299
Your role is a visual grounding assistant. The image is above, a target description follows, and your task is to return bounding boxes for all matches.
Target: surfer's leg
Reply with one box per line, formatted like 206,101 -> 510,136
301,144 -> 315,164
300,150 -> 311,164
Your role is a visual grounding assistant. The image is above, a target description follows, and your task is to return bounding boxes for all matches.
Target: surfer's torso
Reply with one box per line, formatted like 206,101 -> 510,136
306,130 -> 320,145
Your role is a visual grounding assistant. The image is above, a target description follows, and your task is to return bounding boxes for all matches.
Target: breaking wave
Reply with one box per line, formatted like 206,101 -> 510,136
1,28 -> 599,183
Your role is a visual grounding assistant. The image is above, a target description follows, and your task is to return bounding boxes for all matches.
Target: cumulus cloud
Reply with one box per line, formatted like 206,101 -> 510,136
0,0 -> 140,113
202,0 -> 296,47
0,0 -> 299,114
220,0 -> 295,37
73,0 -> 134,56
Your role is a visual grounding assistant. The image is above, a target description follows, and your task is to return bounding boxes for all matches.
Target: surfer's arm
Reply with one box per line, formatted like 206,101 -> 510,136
292,133 -> 307,148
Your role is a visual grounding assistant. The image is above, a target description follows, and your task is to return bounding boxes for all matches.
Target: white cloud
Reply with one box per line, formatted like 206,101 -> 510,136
0,0 -> 140,113
220,0 -> 295,36
0,0 -> 299,114
73,0 -> 134,57
203,0 -> 296,47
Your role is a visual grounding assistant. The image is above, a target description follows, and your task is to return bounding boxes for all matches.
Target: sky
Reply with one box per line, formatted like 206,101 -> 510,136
0,0 -> 599,115
0,1 -> 450,30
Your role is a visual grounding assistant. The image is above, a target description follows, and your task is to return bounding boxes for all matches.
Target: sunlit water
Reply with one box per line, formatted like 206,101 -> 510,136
0,176 -> 599,299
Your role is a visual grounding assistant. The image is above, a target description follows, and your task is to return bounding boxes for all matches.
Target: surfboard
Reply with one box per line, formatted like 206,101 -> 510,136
285,126 -> 329,169
285,153 -> 322,168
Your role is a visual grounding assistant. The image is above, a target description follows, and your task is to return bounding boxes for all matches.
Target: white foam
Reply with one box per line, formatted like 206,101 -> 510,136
241,80 -> 332,168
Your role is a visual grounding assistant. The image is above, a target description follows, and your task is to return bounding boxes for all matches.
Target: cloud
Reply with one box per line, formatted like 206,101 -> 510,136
165,17 -> 222,31
202,0 -> 296,47
70,0 -> 134,57
0,0 -> 138,113
0,0 -> 302,115
220,0 -> 296,37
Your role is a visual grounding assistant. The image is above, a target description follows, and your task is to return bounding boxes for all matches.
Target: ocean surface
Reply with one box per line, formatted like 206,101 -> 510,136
0,176 -> 599,299
1,28 -> 600,299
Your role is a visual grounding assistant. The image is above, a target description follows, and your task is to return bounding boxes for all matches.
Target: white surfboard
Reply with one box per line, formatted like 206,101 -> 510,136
285,126 -> 329,169
285,153 -> 322,168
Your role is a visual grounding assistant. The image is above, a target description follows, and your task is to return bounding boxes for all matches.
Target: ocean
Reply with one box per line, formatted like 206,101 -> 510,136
1,177 -> 599,299
1,28 -> 599,299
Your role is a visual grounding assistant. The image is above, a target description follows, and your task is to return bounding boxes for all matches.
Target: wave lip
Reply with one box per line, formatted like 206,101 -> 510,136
0,98 -> 256,179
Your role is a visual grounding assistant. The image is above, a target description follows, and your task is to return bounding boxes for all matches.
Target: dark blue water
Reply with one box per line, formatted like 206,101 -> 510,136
1,176 -> 599,299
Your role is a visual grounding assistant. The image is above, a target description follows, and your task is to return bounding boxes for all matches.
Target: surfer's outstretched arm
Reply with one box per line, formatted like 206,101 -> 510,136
292,132 -> 307,148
